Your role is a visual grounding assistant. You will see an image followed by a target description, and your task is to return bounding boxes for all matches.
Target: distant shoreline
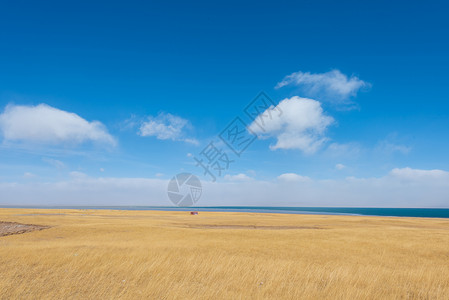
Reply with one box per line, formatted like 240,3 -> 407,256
1,206 -> 449,218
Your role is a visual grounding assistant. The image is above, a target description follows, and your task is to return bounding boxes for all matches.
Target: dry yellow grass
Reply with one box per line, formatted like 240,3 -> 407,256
0,208 -> 448,299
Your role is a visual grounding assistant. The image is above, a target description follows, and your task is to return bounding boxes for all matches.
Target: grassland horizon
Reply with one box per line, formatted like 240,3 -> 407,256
1,208 -> 448,299
2,205 -> 449,218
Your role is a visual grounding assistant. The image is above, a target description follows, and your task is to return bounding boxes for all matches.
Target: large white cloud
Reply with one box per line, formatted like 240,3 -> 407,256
139,112 -> 198,144
0,104 -> 116,146
249,96 -> 334,154
276,69 -> 368,105
1,168 -> 447,208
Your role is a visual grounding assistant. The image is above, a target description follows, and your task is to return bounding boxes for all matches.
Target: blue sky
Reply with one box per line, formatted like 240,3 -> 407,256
1,0 -> 448,207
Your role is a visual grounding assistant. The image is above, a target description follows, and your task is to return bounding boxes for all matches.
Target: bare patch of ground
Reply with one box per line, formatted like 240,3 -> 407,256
0,221 -> 49,237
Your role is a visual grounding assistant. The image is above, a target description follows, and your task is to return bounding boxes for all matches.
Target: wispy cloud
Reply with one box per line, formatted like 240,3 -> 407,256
119,114 -> 140,131
335,163 -> 346,170
376,134 -> 411,155
22,172 -> 36,179
42,157 -> 66,169
249,96 -> 334,154
389,167 -> 448,181
276,69 -> 369,106
325,142 -> 362,158
2,167 -> 448,207
0,104 -> 116,146
139,112 -> 198,145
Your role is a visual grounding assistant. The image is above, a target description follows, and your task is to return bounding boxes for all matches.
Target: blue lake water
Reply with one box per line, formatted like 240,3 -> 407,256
2,206 -> 449,218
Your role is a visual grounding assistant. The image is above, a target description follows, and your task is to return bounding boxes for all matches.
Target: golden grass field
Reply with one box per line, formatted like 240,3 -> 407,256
1,208 -> 449,299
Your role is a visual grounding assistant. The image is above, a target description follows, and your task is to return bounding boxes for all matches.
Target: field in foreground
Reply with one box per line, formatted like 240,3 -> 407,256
0,209 -> 448,299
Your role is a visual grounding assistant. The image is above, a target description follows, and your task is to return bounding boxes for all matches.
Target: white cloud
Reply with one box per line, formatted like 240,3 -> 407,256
277,173 -> 311,182
0,104 -> 116,146
276,69 -> 369,105
139,112 -> 198,144
182,138 -> 199,145
224,173 -> 253,181
335,163 -> 346,170
1,168 -> 448,207
389,167 -> 449,181
249,96 -> 334,154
